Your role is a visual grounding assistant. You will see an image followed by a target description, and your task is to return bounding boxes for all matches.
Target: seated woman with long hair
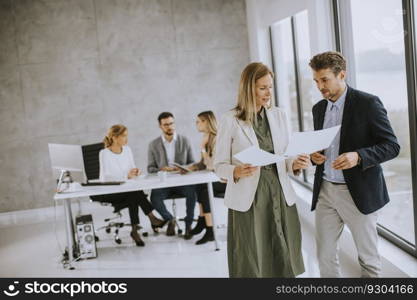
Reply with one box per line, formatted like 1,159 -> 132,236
188,111 -> 226,245
91,124 -> 166,246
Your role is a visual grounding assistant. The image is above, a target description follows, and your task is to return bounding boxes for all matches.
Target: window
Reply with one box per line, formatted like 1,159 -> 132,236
293,11 -> 321,132
269,0 -> 417,256
271,11 -> 319,184
270,18 -> 299,133
293,11 -> 321,183
343,0 -> 415,245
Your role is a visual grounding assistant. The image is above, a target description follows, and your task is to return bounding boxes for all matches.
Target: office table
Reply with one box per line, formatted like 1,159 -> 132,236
54,170 -> 222,269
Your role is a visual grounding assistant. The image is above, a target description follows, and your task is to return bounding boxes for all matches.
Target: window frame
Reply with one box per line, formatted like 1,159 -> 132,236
332,0 -> 417,257
269,0 -> 417,257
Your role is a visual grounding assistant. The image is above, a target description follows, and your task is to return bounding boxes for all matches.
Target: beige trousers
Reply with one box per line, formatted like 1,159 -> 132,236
315,180 -> 381,277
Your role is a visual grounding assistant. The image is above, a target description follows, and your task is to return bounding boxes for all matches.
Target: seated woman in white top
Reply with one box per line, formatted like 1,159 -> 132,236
91,124 -> 166,247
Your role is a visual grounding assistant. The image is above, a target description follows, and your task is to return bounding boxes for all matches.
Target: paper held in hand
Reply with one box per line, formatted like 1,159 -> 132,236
233,146 -> 283,166
284,125 -> 341,156
233,125 -> 341,167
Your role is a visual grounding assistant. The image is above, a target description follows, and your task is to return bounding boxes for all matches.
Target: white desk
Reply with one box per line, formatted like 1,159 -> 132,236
54,170 -> 221,269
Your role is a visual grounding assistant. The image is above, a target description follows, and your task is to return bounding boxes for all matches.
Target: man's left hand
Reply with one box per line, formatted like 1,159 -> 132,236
332,152 -> 360,170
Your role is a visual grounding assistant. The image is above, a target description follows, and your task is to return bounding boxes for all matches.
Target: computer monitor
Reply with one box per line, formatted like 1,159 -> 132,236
48,143 -> 85,182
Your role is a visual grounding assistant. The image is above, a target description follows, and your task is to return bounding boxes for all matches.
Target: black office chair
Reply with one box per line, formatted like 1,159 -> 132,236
81,142 -> 138,244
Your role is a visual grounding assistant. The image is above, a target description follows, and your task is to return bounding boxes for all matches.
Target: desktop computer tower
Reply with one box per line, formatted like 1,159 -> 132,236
75,214 -> 97,259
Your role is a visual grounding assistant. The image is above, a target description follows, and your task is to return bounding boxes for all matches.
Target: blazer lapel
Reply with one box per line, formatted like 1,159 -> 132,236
159,137 -> 169,166
266,108 -> 285,154
236,118 -> 259,147
317,101 -> 327,130
339,86 -> 354,153
174,135 -> 181,163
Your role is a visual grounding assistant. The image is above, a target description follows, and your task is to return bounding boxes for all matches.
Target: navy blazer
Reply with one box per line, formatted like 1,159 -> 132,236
311,86 -> 400,214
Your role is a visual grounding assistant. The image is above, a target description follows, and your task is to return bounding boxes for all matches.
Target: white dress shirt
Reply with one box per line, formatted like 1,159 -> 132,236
161,133 -> 177,166
323,87 -> 347,183
98,145 -> 136,181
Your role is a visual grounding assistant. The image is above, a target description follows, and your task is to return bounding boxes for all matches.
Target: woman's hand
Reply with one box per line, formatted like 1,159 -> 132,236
292,154 -> 310,171
310,151 -> 326,165
233,164 -> 258,181
128,168 -> 140,179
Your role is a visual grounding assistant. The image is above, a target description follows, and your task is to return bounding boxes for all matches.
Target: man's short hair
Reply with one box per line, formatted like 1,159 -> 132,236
158,112 -> 174,124
309,51 -> 347,75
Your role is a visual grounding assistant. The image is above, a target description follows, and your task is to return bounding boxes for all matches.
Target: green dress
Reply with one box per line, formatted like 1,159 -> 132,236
227,108 -> 305,278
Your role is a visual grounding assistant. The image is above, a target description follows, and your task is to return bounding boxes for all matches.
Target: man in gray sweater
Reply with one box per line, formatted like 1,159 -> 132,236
147,112 -> 196,239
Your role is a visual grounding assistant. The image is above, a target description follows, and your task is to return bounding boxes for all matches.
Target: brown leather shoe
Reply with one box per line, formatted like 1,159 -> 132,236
130,231 -> 145,247
149,214 -> 168,233
149,213 -> 166,227
184,224 -> 193,240
166,219 -> 175,236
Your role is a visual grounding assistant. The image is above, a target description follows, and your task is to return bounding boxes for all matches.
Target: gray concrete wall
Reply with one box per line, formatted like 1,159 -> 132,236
0,0 -> 249,212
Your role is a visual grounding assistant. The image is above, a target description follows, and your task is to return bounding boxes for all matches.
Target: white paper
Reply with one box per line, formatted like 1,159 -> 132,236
284,125 -> 341,157
233,146 -> 284,166
233,125 -> 341,166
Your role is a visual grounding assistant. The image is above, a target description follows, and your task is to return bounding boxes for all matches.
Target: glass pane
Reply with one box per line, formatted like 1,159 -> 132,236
270,18 -> 299,133
294,10 -> 322,132
293,10 -> 321,183
349,0 -> 415,244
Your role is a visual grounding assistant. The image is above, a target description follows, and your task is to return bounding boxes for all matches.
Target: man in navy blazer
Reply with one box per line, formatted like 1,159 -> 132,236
309,51 -> 400,277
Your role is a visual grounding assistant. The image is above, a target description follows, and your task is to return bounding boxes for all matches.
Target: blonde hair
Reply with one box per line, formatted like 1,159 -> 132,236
197,111 -> 217,156
234,62 -> 274,124
103,124 -> 127,148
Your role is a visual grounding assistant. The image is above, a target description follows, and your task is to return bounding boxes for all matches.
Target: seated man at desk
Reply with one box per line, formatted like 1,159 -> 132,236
148,112 -> 197,239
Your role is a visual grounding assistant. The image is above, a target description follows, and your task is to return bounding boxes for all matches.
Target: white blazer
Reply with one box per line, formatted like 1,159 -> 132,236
214,106 -> 300,212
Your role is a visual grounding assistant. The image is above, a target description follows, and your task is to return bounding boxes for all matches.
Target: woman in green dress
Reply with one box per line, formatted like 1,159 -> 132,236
214,62 -> 310,277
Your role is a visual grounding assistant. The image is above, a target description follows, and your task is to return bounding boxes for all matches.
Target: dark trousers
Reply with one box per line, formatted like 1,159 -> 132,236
196,182 -> 227,213
150,185 -> 197,227
91,191 -> 153,225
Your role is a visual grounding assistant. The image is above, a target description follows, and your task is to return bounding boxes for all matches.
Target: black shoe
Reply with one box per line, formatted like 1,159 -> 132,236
130,231 -> 145,247
189,216 -> 206,235
166,220 -> 175,236
196,227 -> 214,245
184,224 -> 193,240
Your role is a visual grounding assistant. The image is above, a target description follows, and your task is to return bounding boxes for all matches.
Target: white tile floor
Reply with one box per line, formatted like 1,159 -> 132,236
0,183 -> 415,277
0,198 -> 229,277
